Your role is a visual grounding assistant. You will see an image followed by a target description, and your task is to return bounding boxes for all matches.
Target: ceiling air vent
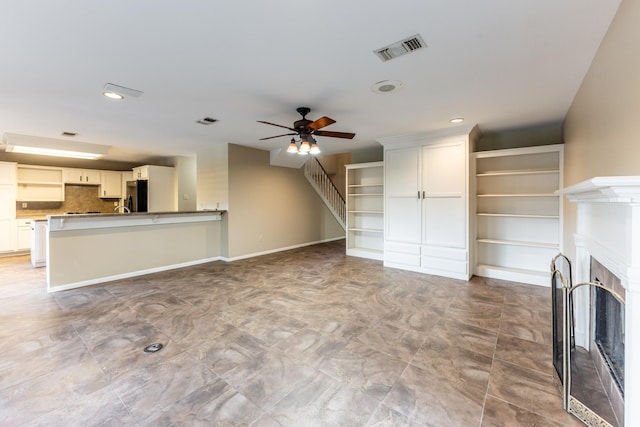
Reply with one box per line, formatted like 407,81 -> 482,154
196,117 -> 217,125
374,34 -> 427,62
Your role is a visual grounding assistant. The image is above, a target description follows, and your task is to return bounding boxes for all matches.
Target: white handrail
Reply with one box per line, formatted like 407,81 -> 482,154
304,157 -> 346,229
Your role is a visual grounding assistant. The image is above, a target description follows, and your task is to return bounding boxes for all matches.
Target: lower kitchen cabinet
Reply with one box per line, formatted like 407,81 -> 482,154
17,219 -> 32,250
31,220 -> 47,267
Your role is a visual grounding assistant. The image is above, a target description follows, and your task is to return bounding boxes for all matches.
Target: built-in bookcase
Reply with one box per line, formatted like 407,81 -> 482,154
474,144 -> 563,286
345,162 -> 383,260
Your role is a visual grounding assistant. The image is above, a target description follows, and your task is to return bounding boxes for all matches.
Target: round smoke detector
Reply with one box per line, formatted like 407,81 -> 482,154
371,80 -> 403,94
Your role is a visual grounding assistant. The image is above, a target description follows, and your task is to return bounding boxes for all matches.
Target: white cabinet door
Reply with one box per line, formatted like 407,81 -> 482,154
64,168 -> 101,184
64,168 -> 85,184
100,171 -> 122,198
385,147 -> 421,244
17,220 -> 31,250
133,166 -> 149,180
421,141 -> 466,248
84,169 -> 101,185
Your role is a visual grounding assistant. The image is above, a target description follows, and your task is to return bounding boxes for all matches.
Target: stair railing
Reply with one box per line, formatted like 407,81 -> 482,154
304,157 -> 346,230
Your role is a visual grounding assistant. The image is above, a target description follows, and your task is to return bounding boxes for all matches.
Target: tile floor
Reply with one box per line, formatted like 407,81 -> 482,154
0,240 -> 584,426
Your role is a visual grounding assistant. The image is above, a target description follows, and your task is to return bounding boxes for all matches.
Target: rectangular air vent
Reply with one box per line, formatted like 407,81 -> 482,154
374,34 -> 427,62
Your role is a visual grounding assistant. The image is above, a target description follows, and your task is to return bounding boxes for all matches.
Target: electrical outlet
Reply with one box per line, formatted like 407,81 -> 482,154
183,193 -> 189,200
21,202 -> 27,208
113,201 -> 118,206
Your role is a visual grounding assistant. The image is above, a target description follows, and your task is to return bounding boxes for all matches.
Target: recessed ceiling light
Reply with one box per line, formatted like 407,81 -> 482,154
102,83 -> 143,100
450,117 -> 464,123
102,91 -> 124,100
371,80 -> 403,94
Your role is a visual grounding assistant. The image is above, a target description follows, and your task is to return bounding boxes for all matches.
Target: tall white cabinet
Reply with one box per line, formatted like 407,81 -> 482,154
379,126 -> 478,280
0,162 -> 17,253
345,162 -> 384,260
473,144 -> 563,286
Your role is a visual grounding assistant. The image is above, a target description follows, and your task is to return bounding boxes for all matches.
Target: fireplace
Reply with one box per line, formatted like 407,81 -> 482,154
559,176 -> 640,427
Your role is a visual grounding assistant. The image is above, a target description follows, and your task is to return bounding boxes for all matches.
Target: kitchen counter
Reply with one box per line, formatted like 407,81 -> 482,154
46,210 -> 226,292
48,210 -> 226,232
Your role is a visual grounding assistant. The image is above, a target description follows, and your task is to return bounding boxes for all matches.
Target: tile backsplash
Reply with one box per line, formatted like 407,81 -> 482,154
16,185 -> 120,218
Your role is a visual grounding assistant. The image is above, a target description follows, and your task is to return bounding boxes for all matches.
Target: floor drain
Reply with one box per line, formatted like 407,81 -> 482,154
143,343 -> 163,353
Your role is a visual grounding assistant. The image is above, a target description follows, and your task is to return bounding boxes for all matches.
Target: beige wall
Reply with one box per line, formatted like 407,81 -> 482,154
563,0 -> 638,260
226,144 -> 344,259
174,156 -> 197,211
196,144 -> 228,211
48,219 -> 222,290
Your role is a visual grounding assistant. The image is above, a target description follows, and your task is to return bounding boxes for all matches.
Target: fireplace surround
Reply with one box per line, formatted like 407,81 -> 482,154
559,177 -> 640,426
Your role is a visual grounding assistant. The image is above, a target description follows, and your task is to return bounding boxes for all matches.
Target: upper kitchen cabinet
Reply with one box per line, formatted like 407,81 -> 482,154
378,126 -> 479,281
0,162 -> 17,253
99,171 -> 122,198
16,164 -> 64,202
132,166 -> 149,180
64,168 -> 101,185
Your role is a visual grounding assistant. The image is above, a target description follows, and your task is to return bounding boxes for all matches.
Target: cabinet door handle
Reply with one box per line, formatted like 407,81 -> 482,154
417,191 -> 420,199
422,191 -> 425,199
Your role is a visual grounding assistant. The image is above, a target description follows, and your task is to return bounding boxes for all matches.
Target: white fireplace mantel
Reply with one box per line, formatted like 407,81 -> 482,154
560,176 -> 640,426
561,176 -> 640,204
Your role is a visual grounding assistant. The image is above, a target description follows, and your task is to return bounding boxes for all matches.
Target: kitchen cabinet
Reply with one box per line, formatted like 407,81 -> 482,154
64,168 -> 101,185
31,220 -> 47,267
17,164 -> 64,202
474,144 -> 563,286
132,166 -> 149,180
99,171 -> 122,198
379,126 -> 478,280
17,219 -> 32,250
345,162 -> 384,260
0,162 -> 17,252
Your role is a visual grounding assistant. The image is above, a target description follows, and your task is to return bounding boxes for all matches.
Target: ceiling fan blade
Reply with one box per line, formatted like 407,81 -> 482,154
259,133 -> 296,141
307,116 -> 336,131
314,130 -> 356,139
257,120 -> 297,132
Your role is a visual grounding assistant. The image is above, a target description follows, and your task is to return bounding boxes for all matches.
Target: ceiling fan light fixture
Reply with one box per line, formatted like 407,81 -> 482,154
287,138 -> 298,153
310,141 -> 320,155
299,139 -> 311,153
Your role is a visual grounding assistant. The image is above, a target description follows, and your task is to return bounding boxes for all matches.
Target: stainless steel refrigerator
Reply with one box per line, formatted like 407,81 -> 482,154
125,180 -> 148,212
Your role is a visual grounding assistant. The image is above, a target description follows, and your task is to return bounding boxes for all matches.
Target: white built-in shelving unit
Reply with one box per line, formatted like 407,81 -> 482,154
345,162 -> 384,260
16,164 -> 65,202
474,144 -> 563,286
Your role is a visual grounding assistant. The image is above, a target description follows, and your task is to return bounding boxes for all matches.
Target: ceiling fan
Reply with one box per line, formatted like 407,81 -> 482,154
257,107 -> 355,155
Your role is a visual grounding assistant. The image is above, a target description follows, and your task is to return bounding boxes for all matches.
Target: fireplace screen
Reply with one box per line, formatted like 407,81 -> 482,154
551,254 -> 625,427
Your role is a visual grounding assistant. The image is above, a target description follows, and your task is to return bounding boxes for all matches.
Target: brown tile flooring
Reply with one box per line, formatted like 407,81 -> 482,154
0,240 -> 584,426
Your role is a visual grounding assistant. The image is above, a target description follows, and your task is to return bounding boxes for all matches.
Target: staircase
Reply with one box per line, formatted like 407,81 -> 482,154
304,157 -> 346,230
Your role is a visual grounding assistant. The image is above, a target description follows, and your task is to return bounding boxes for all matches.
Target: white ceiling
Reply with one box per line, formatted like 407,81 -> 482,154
0,1 -> 621,163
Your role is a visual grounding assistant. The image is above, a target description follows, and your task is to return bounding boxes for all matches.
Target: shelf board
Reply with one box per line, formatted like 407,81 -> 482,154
476,213 -> 559,219
347,193 -> 384,197
476,169 -> 559,177
348,227 -> 384,233
476,263 -> 547,277
475,264 -> 549,286
476,193 -> 558,198
348,184 -> 383,188
17,181 -> 64,186
348,210 -> 383,214
476,238 -> 558,249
